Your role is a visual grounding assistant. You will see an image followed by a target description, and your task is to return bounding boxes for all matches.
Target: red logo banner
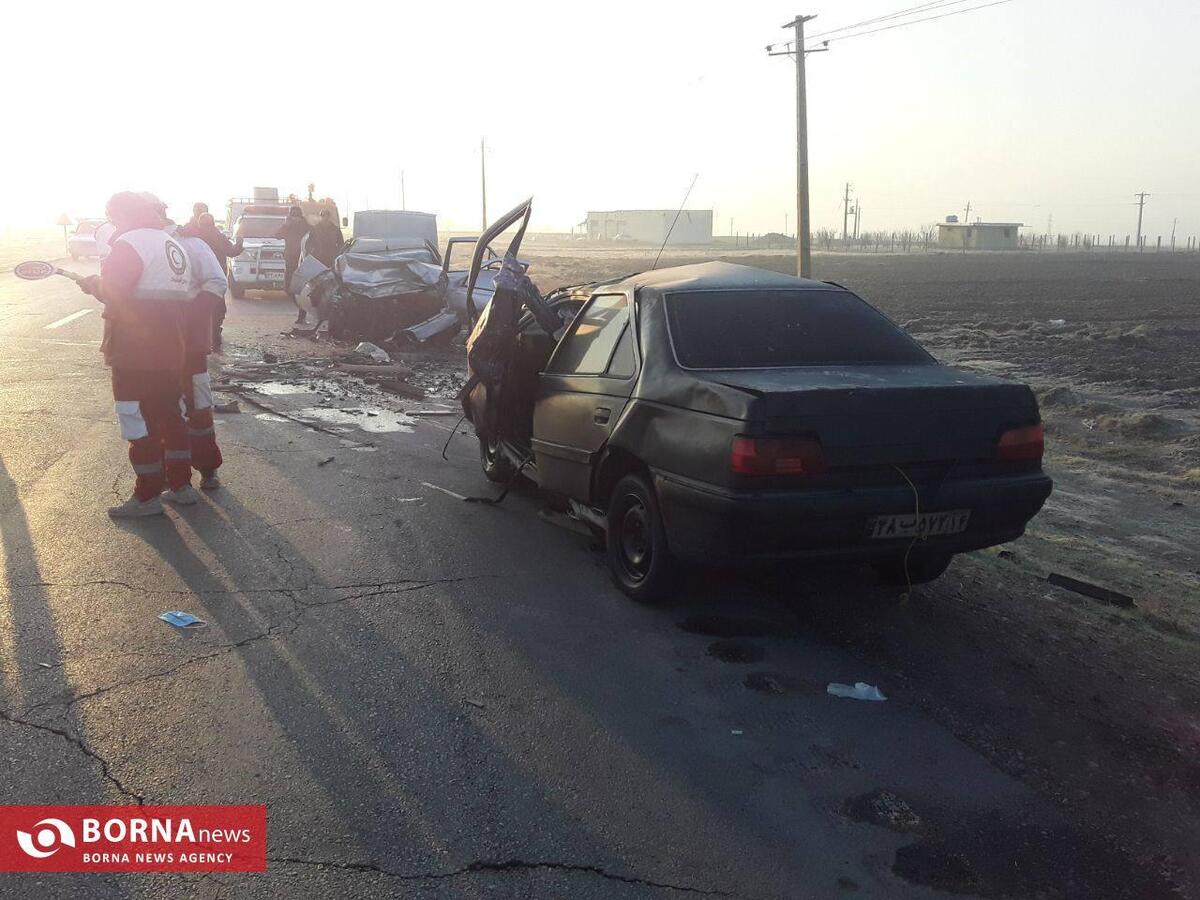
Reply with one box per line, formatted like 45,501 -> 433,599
0,806 -> 267,872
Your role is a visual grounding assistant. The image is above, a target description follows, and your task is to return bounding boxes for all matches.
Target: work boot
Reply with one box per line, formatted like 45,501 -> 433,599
294,309 -> 308,325
108,495 -> 165,519
200,471 -> 221,491
162,485 -> 201,506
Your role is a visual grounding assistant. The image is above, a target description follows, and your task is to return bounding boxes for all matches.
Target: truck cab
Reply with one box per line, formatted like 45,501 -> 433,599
228,212 -> 288,298
225,186 -> 341,297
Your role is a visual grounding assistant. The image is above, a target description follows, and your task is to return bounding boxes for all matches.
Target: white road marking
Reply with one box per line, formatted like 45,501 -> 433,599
421,481 -> 467,501
45,309 -> 95,329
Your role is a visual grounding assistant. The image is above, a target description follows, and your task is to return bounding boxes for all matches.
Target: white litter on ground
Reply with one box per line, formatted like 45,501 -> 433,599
421,481 -> 467,501
827,682 -> 887,702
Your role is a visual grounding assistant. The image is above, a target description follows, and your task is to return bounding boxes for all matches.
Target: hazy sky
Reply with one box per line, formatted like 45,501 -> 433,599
2,0 -> 1197,238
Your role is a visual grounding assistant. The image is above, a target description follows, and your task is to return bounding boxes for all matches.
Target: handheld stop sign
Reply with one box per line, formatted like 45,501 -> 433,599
14,260 -> 84,283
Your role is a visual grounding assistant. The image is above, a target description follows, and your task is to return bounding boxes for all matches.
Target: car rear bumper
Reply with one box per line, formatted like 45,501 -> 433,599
654,470 -> 1053,564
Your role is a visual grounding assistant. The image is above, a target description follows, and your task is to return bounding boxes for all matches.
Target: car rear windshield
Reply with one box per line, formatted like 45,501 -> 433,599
236,217 -> 285,239
664,289 -> 931,368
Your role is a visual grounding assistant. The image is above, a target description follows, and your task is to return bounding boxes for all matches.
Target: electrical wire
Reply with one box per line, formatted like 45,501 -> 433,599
893,465 -> 922,604
808,0 -> 980,41
767,0 -> 1014,53
813,0 -> 1014,47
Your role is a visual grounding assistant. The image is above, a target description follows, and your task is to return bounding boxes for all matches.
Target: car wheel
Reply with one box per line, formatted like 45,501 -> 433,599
874,552 -> 953,586
479,435 -> 515,483
229,281 -> 245,299
607,473 -> 673,603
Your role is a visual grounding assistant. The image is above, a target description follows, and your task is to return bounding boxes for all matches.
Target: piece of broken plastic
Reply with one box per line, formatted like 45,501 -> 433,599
353,342 -> 391,363
827,682 -> 887,702
159,611 -> 207,629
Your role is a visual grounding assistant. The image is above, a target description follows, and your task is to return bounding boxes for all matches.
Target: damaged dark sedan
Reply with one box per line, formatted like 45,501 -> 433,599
463,201 -> 1053,601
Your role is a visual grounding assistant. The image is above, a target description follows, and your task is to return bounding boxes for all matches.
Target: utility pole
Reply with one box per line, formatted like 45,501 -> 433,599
842,182 -> 853,242
1171,216 -> 1177,251
1135,192 -> 1149,251
853,202 -> 861,239
400,170 -> 406,211
480,138 -> 489,229
784,212 -> 789,236
964,200 -> 972,224
769,15 -> 820,278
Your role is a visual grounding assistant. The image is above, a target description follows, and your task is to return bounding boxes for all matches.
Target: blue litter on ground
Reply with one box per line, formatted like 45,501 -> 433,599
159,611 -> 207,629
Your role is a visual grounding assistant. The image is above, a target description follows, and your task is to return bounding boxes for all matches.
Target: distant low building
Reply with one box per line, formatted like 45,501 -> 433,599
938,219 -> 1023,250
584,209 -> 713,245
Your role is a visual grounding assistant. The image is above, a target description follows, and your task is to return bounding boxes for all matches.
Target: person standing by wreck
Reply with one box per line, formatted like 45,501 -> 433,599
276,206 -> 312,324
185,204 -> 242,348
306,208 -> 345,267
77,191 -> 196,518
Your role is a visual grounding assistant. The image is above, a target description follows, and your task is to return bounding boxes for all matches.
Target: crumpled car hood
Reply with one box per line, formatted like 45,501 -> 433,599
335,246 -> 442,299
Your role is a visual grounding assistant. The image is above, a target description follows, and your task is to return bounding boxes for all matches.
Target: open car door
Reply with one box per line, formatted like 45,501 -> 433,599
461,199 -> 563,447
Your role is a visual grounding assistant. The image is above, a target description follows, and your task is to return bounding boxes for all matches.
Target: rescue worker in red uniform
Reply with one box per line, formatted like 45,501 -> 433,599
175,231 -> 226,489
78,192 -> 197,518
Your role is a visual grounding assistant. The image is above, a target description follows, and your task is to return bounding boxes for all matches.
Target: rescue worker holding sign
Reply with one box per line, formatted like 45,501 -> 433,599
78,192 -> 197,518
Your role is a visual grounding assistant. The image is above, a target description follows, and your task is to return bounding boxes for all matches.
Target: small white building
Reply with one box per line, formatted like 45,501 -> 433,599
937,220 -> 1023,250
584,209 -> 713,245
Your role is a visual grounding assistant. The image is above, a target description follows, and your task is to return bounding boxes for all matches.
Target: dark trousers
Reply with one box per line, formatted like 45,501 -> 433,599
212,296 -> 227,347
112,368 -> 190,500
182,353 -> 222,475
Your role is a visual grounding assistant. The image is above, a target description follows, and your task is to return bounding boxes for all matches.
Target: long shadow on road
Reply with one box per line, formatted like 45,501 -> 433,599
124,479 -> 746,896
0,453 -> 137,899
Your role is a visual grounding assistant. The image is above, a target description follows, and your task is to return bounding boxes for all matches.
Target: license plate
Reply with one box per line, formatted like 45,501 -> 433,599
867,509 -> 970,540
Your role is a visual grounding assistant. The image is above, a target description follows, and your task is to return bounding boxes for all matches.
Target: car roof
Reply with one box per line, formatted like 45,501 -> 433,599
596,261 -> 835,295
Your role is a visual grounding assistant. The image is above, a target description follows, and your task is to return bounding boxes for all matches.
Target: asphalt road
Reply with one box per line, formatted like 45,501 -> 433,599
0,266 -> 1181,899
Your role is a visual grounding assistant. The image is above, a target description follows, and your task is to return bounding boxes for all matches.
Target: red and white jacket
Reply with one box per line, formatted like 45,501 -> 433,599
178,234 -> 227,357
98,228 -> 191,370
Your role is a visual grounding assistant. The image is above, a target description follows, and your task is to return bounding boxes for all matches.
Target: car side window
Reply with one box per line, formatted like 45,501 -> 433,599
546,294 -> 629,375
605,324 -> 636,379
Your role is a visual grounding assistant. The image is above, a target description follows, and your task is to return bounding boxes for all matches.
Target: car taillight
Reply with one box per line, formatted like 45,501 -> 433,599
730,436 -> 826,476
997,423 -> 1044,461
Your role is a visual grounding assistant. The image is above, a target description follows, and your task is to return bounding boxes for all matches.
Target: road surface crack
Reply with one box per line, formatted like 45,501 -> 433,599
17,581 -> 471,714
265,855 -> 734,895
0,708 -> 145,803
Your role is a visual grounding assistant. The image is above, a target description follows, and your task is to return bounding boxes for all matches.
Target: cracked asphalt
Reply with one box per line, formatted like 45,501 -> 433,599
0,264 -> 1184,899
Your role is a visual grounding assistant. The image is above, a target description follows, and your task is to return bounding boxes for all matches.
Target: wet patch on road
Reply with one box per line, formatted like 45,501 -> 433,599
843,789 -> 923,833
707,639 -> 765,664
743,672 -> 786,694
891,818 -> 1180,898
296,407 -> 416,434
680,614 -> 786,638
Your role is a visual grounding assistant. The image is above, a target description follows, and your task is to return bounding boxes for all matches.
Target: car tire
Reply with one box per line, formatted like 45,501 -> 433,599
607,472 -> 674,603
229,281 -> 245,299
479,435 -> 515,483
874,552 -> 953,586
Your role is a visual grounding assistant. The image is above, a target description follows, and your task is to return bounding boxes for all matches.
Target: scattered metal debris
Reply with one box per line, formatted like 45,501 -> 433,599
353,342 -> 391,364
1047,573 -> 1135,608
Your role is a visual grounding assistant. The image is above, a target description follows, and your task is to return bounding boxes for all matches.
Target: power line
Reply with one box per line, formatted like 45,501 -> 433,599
807,0 -> 979,41
766,0 -> 1007,53
809,0 -> 1014,47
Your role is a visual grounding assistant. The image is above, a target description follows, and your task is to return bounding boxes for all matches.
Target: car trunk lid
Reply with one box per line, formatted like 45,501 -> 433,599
704,365 -> 1037,467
